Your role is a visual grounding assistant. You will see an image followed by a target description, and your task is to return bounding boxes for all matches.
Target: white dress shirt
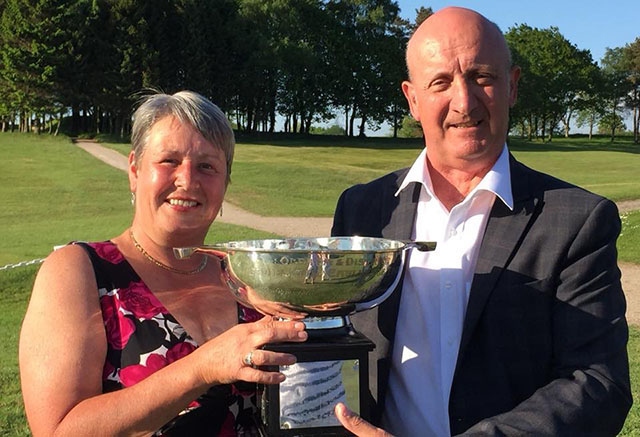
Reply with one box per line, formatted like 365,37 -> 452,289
381,146 -> 513,436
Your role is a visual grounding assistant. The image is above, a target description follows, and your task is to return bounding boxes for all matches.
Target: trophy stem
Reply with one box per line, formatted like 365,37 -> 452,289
302,316 -> 346,330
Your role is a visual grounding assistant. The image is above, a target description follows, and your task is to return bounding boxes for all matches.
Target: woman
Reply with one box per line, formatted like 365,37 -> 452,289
19,90 -> 308,436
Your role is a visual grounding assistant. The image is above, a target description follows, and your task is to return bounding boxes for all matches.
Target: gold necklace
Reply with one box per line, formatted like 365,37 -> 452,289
129,230 -> 207,275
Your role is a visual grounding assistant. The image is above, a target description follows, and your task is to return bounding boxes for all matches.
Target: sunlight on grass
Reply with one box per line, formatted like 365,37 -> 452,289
1,133 -> 639,434
619,211 -> 640,264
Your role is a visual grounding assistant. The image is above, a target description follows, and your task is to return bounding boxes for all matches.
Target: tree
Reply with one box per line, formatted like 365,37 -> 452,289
324,0 -> 407,137
621,38 -> 640,143
179,0 -> 242,110
0,0 -> 59,132
506,24 -> 598,141
397,115 -> 422,138
601,47 -> 634,141
413,6 -> 433,28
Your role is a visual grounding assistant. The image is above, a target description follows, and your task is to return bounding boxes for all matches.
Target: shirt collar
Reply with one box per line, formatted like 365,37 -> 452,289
395,145 -> 514,211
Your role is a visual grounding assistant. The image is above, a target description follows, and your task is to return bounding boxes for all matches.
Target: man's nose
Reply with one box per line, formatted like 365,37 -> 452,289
450,79 -> 478,114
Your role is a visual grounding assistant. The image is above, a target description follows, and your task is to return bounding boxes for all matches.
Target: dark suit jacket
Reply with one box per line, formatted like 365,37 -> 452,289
331,154 -> 631,436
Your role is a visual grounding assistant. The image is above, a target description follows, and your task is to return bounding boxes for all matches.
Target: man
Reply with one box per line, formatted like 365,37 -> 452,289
332,7 -> 631,436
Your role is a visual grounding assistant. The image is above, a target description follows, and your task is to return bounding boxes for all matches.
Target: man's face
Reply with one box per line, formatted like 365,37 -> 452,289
402,12 -> 520,173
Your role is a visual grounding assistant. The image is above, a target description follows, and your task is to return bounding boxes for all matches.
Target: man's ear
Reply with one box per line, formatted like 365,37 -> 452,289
401,80 -> 421,121
128,151 -> 138,193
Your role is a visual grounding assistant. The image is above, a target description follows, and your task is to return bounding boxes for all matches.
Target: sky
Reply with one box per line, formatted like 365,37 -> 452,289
396,0 -> 639,64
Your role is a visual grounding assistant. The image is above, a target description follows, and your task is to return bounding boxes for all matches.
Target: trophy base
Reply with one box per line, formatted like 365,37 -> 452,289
258,331 -> 375,436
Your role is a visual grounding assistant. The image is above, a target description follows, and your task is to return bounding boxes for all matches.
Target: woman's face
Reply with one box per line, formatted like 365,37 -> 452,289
129,115 -> 227,243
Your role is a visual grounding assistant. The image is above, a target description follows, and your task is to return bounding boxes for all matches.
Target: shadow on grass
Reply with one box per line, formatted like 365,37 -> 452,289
99,130 -> 640,154
235,132 -> 425,150
237,133 -> 640,153
508,136 -> 640,154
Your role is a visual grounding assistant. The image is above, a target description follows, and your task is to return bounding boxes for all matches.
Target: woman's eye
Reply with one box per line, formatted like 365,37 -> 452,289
199,160 -> 224,172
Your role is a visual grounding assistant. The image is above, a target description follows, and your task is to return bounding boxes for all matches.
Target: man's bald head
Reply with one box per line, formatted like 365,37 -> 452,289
406,7 -> 512,80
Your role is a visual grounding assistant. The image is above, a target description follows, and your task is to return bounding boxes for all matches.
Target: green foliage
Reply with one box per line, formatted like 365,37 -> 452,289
0,0 -> 412,137
1,2 -> 639,141
397,115 -> 423,138
599,112 -> 627,135
506,24 -> 599,140
310,124 -> 347,135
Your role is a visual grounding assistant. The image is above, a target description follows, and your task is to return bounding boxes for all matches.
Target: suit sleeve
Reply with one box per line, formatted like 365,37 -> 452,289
331,189 -> 348,237
459,198 -> 632,436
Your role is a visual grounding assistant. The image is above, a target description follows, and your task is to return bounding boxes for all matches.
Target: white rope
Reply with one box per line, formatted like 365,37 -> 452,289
0,258 -> 45,271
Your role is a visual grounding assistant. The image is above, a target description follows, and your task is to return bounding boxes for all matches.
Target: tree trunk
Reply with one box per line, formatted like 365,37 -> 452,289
344,106 -> 350,136
633,103 -> 639,144
358,115 -> 366,137
349,106 -> 356,137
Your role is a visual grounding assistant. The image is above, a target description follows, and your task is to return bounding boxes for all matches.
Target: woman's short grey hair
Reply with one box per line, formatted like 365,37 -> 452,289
131,90 -> 235,185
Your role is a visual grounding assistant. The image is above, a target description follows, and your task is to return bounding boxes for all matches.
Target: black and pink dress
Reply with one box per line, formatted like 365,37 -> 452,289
77,241 -> 262,436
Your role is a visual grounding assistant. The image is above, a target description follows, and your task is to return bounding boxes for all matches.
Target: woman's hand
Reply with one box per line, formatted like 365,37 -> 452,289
194,316 -> 308,386
335,403 -> 394,437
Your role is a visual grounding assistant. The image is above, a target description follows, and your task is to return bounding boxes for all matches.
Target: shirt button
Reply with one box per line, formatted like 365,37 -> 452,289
444,281 -> 452,289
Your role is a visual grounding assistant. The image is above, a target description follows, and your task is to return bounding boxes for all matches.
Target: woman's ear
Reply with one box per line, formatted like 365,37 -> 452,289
128,151 -> 138,193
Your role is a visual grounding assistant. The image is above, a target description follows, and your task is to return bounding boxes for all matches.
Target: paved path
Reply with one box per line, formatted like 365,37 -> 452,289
74,139 -> 640,325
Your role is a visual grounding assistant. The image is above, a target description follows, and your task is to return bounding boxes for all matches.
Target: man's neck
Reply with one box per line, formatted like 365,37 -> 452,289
427,160 -> 493,211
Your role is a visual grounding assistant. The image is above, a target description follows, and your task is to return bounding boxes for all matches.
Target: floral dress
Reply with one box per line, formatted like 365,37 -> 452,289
76,241 -> 263,436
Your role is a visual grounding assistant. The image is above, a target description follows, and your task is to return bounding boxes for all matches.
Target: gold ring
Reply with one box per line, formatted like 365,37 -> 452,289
243,350 -> 255,367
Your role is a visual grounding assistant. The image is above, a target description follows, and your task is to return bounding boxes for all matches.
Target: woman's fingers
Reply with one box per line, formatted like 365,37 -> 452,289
251,317 -> 308,344
240,348 -> 297,368
236,349 -> 300,384
196,316 -> 307,386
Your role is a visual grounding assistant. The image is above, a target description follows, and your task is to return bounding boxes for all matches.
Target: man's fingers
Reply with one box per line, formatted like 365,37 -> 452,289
334,402 -> 393,437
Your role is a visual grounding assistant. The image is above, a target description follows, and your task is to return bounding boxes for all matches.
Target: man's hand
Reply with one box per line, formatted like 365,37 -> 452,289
334,403 -> 394,437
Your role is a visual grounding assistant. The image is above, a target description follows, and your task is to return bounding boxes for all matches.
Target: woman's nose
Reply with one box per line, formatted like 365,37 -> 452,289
175,162 -> 197,188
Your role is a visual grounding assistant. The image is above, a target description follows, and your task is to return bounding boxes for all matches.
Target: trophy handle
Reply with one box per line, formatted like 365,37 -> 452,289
353,249 -> 406,313
351,240 -> 435,313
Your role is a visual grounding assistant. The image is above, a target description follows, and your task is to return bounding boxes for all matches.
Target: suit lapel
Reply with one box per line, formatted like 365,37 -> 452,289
377,173 -> 421,341
382,169 -> 419,241
458,156 -> 542,360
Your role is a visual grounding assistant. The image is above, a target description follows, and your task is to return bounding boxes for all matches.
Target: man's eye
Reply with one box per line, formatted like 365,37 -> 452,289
430,78 -> 450,90
475,74 -> 495,85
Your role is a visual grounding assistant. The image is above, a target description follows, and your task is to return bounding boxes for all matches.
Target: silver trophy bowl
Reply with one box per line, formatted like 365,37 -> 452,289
174,237 -> 435,327
175,237 -> 436,434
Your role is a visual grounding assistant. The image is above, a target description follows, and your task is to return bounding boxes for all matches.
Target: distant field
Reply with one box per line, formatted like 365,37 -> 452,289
101,134 -> 640,217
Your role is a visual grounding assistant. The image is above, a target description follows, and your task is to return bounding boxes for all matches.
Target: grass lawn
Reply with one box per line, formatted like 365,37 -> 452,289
1,132 -> 639,434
